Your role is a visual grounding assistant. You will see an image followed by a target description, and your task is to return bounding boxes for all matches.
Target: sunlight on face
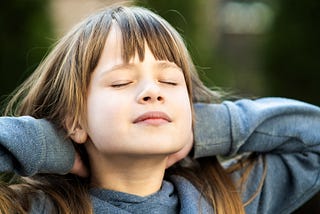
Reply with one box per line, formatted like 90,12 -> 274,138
85,24 -> 193,157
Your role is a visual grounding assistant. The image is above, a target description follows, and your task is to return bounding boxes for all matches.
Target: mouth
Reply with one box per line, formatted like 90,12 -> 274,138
133,111 -> 172,125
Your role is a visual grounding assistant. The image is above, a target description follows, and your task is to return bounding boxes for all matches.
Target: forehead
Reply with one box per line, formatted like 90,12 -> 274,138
102,24 -> 123,62
102,21 -> 168,64
94,24 -> 155,74
90,7 -> 188,79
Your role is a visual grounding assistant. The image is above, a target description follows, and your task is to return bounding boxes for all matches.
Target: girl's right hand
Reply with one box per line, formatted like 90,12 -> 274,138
70,151 -> 89,177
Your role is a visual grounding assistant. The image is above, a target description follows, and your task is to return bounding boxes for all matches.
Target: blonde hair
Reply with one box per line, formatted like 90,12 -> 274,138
1,5 -> 251,214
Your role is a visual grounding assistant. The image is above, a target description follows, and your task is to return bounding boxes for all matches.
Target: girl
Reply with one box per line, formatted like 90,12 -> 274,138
1,5 -> 320,214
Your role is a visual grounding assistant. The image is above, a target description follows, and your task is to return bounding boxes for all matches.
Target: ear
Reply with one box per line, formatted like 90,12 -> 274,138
65,118 -> 88,144
70,126 -> 88,144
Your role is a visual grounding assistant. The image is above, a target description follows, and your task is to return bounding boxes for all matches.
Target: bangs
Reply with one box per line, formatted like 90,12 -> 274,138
111,7 -> 184,67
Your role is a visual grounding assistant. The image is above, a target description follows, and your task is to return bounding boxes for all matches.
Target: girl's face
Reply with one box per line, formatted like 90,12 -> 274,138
84,25 -> 193,157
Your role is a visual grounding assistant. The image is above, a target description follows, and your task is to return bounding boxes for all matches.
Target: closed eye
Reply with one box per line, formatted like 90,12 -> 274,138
111,81 -> 132,88
160,81 -> 178,86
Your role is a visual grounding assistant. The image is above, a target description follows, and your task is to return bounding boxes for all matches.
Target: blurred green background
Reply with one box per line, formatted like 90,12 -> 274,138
1,0 -> 319,212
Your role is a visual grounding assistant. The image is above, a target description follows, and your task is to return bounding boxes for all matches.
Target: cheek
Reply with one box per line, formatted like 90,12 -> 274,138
86,95 -> 128,151
87,88 -> 133,118
173,89 -> 192,128
87,90 -> 125,117
86,92 -> 120,134
183,102 -> 193,131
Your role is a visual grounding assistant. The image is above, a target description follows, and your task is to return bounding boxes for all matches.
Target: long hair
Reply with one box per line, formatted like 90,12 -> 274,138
1,5 -> 253,213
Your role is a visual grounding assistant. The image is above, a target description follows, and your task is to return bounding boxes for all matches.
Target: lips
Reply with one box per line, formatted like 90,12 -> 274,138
133,111 -> 172,124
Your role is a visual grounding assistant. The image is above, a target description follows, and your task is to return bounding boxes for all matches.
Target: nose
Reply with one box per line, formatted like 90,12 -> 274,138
137,81 -> 164,104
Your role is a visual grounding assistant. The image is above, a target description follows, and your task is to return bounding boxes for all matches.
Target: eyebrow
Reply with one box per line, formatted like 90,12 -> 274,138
155,61 -> 182,71
97,64 -> 133,79
106,63 -> 133,73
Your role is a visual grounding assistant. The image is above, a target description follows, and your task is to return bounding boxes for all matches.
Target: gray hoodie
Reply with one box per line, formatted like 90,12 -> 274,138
1,98 -> 320,213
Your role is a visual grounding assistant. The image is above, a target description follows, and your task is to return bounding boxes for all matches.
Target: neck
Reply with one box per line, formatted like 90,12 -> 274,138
88,151 -> 168,197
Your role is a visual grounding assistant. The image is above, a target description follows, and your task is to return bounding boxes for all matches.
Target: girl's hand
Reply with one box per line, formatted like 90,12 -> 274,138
70,151 -> 89,177
166,132 -> 193,168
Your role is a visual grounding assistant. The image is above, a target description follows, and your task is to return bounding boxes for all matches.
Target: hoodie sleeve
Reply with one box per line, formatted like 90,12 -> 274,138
193,97 -> 320,214
0,116 -> 75,176
194,97 -> 320,157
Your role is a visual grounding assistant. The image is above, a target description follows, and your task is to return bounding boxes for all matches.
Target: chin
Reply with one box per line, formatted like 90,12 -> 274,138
139,143 -> 185,155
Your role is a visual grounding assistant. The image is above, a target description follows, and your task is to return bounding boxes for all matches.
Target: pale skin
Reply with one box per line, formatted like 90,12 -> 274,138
69,24 -> 194,196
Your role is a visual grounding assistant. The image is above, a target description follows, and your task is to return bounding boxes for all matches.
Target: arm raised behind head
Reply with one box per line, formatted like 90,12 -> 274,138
0,116 -> 75,176
193,97 -> 320,213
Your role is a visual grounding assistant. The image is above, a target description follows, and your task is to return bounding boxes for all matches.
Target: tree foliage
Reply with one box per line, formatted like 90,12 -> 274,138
0,0 -> 53,104
263,0 -> 320,105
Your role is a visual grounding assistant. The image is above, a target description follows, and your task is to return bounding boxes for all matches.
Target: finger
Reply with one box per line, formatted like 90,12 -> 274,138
70,152 -> 89,177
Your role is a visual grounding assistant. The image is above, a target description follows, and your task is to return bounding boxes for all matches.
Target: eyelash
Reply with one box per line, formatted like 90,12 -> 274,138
160,81 -> 177,86
111,82 -> 131,88
111,80 -> 178,88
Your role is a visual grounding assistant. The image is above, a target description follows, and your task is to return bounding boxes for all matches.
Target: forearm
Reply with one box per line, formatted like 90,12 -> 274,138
0,116 -> 75,176
193,97 -> 320,157
193,98 -> 320,212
